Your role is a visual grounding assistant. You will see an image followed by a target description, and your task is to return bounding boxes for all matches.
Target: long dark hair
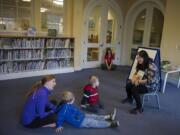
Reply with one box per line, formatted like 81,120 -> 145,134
26,75 -> 55,98
136,50 -> 152,71
105,48 -> 113,56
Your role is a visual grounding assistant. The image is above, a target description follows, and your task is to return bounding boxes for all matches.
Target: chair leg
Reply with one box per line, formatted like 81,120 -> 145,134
142,95 -> 145,108
155,94 -> 160,109
147,95 -> 149,101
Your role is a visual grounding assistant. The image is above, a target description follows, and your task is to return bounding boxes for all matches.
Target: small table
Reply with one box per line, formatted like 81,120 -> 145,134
162,66 -> 180,93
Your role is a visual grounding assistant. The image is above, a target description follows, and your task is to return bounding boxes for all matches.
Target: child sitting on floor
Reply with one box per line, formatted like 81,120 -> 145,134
81,75 -> 103,113
56,91 -> 119,133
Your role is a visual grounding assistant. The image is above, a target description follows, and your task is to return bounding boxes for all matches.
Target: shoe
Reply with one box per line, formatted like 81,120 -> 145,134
121,98 -> 133,104
130,108 -> 143,114
110,121 -> 120,128
110,108 -> 117,121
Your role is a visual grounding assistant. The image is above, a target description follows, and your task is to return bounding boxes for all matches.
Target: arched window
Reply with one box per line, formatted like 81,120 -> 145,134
130,3 -> 164,61
149,8 -> 164,47
132,5 -> 164,48
133,9 -> 146,45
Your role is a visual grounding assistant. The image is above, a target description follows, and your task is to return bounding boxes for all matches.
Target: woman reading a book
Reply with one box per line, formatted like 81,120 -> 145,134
21,75 -> 58,128
121,50 -> 159,114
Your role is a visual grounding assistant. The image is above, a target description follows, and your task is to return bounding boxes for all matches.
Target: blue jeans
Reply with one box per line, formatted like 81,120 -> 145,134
80,114 -> 111,128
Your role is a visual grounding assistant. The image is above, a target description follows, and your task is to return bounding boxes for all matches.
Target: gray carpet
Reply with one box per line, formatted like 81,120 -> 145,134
0,66 -> 180,135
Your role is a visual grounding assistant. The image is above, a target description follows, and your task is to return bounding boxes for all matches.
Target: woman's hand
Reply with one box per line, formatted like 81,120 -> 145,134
134,80 -> 140,86
56,127 -> 64,133
131,76 -> 137,84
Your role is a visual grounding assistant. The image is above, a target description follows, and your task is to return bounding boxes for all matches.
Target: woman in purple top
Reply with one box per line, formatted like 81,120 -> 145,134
21,75 -> 57,128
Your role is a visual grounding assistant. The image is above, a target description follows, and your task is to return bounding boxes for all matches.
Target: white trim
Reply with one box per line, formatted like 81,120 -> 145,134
90,93 -> 98,97
122,0 -> 165,65
83,94 -> 89,98
0,68 -> 74,80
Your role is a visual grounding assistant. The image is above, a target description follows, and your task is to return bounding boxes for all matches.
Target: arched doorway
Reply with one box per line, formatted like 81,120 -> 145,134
122,0 -> 165,65
82,0 -> 123,68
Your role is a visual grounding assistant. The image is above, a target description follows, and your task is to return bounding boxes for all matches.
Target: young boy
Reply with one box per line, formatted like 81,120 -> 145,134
56,91 -> 119,133
81,75 -> 103,113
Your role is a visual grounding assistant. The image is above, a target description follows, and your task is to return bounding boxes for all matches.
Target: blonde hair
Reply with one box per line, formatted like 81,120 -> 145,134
26,75 -> 55,98
61,91 -> 74,102
89,75 -> 98,85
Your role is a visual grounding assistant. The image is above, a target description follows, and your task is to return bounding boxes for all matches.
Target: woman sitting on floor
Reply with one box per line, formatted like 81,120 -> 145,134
121,50 -> 159,114
21,75 -> 57,128
101,48 -> 117,70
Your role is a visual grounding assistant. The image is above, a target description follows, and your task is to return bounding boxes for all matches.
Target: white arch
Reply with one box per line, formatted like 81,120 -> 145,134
81,0 -> 124,67
122,0 -> 165,65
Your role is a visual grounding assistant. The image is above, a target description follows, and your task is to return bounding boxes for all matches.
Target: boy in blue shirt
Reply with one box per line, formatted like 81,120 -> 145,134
56,91 -> 119,133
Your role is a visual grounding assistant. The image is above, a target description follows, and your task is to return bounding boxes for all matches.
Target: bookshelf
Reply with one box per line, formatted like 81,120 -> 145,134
0,36 -> 74,80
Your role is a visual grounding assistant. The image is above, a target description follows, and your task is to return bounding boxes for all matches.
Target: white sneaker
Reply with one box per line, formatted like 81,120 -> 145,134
111,108 -> 117,121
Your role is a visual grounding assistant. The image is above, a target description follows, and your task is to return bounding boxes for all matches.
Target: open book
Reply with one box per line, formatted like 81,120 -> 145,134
133,70 -> 145,80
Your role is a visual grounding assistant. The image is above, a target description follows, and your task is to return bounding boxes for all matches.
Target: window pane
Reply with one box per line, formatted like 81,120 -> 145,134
132,9 -> 146,45
2,0 -> 18,6
0,0 -> 31,31
106,9 -> 115,44
41,0 -> 64,33
87,48 -> 99,61
0,5 -> 17,30
149,8 -> 164,47
88,6 -> 101,43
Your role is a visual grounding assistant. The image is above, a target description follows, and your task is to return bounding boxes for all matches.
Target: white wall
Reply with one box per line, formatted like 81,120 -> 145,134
161,0 -> 180,65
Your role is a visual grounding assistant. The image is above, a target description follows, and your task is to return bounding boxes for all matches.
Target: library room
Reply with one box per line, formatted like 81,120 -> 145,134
0,0 -> 180,135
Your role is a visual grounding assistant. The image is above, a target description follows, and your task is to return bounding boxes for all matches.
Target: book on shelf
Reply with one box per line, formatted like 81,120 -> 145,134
0,37 -> 74,75
48,29 -> 57,37
27,27 -> 36,37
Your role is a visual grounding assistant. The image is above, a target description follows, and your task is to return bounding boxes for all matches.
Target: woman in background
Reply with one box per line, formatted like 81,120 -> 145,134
101,48 -> 117,70
21,75 -> 57,128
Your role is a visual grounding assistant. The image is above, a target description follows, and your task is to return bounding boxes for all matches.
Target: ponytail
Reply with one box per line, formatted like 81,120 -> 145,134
25,75 -> 55,98
25,81 -> 43,98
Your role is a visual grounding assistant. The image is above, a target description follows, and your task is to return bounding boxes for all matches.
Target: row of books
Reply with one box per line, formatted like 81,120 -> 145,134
0,60 -> 72,73
45,60 -> 72,69
45,49 -> 73,58
0,50 -> 43,60
46,39 -> 73,48
0,61 -> 44,73
0,38 -> 45,49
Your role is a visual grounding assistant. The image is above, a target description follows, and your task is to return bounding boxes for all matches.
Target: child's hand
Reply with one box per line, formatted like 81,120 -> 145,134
56,127 -> 64,133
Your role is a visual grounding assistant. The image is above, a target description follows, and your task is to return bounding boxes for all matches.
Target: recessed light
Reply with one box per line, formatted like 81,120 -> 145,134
41,8 -> 48,13
22,0 -> 31,2
53,0 -> 63,6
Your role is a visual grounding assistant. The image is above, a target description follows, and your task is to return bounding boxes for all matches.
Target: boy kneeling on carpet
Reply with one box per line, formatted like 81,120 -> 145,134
56,91 -> 119,133
81,75 -> 103,113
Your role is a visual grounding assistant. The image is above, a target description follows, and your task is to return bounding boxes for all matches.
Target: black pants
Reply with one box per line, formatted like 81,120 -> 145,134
101,64 -> 117,70
25,100 -> 57,128
126,82 -> 148,109
25,113 -> 57,128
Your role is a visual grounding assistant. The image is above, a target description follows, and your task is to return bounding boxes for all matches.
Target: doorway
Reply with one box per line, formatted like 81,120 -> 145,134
82,0 -> 122,68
